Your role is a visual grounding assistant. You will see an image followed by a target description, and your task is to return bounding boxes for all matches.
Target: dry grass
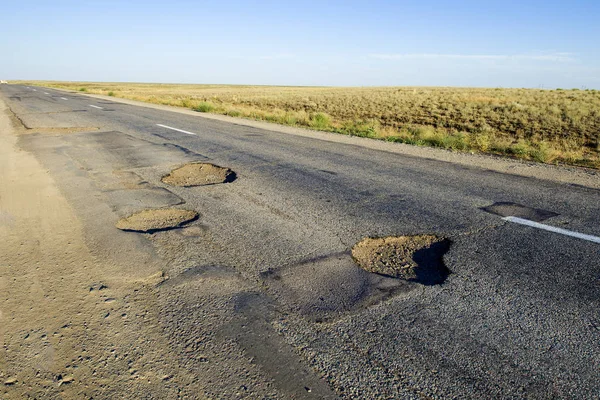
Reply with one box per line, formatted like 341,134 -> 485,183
18,81 -> 600,168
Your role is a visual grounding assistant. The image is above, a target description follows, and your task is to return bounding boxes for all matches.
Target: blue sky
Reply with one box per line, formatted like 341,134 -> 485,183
1,0 -> 599,88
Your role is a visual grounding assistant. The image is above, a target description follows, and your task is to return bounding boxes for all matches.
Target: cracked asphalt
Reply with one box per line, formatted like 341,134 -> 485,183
1,84 -> 599,399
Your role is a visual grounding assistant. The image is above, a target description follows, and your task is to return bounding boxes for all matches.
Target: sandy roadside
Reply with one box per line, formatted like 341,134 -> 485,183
0,98 -> 200,398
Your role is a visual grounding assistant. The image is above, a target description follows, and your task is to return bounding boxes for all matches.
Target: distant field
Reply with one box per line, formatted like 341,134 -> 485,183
18,81 -> 600,168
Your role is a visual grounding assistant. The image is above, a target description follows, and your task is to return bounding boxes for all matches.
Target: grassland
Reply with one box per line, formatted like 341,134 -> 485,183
19,81 -> 600,168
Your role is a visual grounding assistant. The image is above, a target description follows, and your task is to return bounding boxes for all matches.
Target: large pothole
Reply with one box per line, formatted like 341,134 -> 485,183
115,208 -> 198,233
351,235 -> 450,285
161,163 -> 236,187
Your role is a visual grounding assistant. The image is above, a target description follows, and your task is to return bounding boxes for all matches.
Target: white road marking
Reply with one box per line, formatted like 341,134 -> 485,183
156,124 -> 196,135
32,89 -> 37,91
89,105 -> 104,110
503,216 -> 600,244
44,92 -> 50,95
60,97 -> 68,100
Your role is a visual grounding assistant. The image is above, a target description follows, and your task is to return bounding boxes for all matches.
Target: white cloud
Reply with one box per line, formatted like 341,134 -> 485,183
369,52 -> 576,62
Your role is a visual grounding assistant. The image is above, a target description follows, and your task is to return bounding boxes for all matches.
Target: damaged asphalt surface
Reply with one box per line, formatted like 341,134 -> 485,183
1,85 -> 599,399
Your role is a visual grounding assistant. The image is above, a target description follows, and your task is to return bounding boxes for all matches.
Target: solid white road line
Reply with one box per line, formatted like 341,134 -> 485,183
503,216 -> 600,244
60,97 -> 68,100
156,124 -> 196,135
89,105 -> 104,110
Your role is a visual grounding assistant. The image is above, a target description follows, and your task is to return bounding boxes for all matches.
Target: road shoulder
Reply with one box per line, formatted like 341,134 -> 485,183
0,96 -> 201,398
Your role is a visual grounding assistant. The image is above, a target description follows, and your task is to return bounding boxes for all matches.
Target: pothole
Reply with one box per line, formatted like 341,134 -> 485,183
481,201 -> 559,222
161,163 -> 236,187
351,235 -> 450,285
115,208 -> 198,233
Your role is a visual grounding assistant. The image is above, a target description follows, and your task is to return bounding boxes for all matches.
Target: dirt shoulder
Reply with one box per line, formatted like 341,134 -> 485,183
0,98 -> 201,398
53,88 -> 600,189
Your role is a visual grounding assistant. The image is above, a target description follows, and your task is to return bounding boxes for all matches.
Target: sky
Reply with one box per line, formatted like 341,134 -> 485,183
1,0 -> 599,88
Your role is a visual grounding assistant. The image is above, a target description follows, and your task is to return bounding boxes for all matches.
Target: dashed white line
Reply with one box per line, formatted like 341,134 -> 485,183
32,89 -> 37,91
44,92 -> 50,95
156,124 -> 196,135
503,216 -> 600,244
89,105 -> 104,110
60,97 -> 68,100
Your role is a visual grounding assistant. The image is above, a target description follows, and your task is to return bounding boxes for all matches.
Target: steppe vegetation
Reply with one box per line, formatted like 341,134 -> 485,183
21,81 -> 600,168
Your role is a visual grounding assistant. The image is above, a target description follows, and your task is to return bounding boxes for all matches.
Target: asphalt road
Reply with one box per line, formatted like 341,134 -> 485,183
2,84 -> 599,399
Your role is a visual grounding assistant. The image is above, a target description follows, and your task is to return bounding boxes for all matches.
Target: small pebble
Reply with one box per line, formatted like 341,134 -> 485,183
4,377 -> 17,385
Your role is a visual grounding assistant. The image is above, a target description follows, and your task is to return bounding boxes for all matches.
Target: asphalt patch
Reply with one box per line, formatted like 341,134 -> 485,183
161,162 -> 236,187
262,252 -> 415,321
115,208 -> 198,233
352,235 -> 450,285
481,201 -> 559,222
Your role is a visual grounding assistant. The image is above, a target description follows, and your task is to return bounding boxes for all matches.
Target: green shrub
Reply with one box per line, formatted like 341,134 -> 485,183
508,140 -> 530,157
193,102 -> 215,112
309,112 -> 331,130
531,141 -> 557,163
442,132 -> 469,150
341,120 -> 379,137
226,109 -> 242,117
280,113 -> 298,125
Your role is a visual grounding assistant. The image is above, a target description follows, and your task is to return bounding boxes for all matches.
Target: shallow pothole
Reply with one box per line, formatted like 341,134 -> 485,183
481,201 -> 558,222
161,162 -> 236,187
351,235 -> 450,285
115,208 -> 198,233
